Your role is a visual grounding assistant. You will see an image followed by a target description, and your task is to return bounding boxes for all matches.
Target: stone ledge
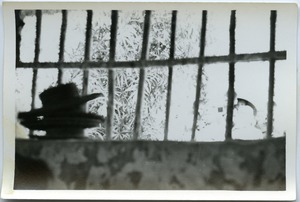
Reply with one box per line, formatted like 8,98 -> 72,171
15,137 -> 285,190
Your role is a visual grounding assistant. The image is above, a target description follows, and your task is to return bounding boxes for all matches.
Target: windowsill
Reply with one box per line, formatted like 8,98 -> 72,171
15,137 -> 285,190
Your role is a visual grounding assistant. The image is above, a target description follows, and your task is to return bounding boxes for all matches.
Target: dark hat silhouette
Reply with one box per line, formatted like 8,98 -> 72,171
18,83 -> 103,118
18,83 -> 105,138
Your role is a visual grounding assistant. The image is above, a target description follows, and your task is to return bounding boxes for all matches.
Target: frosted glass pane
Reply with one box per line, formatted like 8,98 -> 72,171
196,63 -> 228,142
39,11 -> 62,62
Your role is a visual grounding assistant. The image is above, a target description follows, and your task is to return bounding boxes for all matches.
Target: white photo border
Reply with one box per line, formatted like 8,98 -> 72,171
1,1 -> 297,200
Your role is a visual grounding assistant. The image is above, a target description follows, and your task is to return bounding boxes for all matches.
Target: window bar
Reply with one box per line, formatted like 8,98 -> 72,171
106,10 -> 118,140
225,10 -> 236,140
82,10 -> 93,95
16,51 -> 286,69
15,10 -> 22,65
164,10 -> 177,141
28,10 -> 42,137
191,10 -> 207,141
133,10 -> 151,140
31,10 -> 42,110
266,10 -> 277,139
57,10 -> 67,84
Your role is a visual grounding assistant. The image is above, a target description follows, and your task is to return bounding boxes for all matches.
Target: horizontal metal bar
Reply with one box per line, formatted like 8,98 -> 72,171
16,51 -> 287,69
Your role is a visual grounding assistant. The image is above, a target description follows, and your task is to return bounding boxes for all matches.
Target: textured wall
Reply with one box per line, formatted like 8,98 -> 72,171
14,137 -> 285,190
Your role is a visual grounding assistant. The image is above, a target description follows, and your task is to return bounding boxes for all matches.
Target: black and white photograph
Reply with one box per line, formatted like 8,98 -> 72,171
1,1 -> 297,200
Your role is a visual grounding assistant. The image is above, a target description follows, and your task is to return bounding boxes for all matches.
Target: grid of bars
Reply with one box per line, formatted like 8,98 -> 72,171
15,9 -> 287,141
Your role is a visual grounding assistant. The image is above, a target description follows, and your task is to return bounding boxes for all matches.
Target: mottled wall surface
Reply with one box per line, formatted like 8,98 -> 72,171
15,137 -> 285,190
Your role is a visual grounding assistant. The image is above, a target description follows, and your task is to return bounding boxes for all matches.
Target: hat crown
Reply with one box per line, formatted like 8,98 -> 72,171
40,83 -> 81,107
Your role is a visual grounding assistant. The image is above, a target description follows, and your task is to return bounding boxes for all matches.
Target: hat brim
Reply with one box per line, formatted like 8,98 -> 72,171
18,93 -> 103,119
28,134 -> 89,140
20,114 -> 105,130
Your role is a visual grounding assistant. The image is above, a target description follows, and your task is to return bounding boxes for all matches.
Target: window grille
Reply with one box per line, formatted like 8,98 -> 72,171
15,9 -> 287,141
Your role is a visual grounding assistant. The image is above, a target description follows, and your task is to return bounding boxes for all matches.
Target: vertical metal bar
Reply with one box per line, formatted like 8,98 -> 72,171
15,10 -> 22,65
267,10 -> 277,139
269,11 -> 276,52
28,10 -> 42,137
31,10 -> 42,110
164,10 -> 177,141
133,10 -> 151,140
82,10 -> 93,95
191,10 -> 207,141
58,10 -> 67,84
106,10 -> 118,140
225,10 -> 236,140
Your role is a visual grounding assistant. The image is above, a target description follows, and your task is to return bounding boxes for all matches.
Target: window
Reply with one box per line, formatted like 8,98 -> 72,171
15,9 -> 287,141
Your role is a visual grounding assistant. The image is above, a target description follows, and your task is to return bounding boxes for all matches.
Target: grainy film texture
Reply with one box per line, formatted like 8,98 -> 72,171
14,7 -> 292,190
